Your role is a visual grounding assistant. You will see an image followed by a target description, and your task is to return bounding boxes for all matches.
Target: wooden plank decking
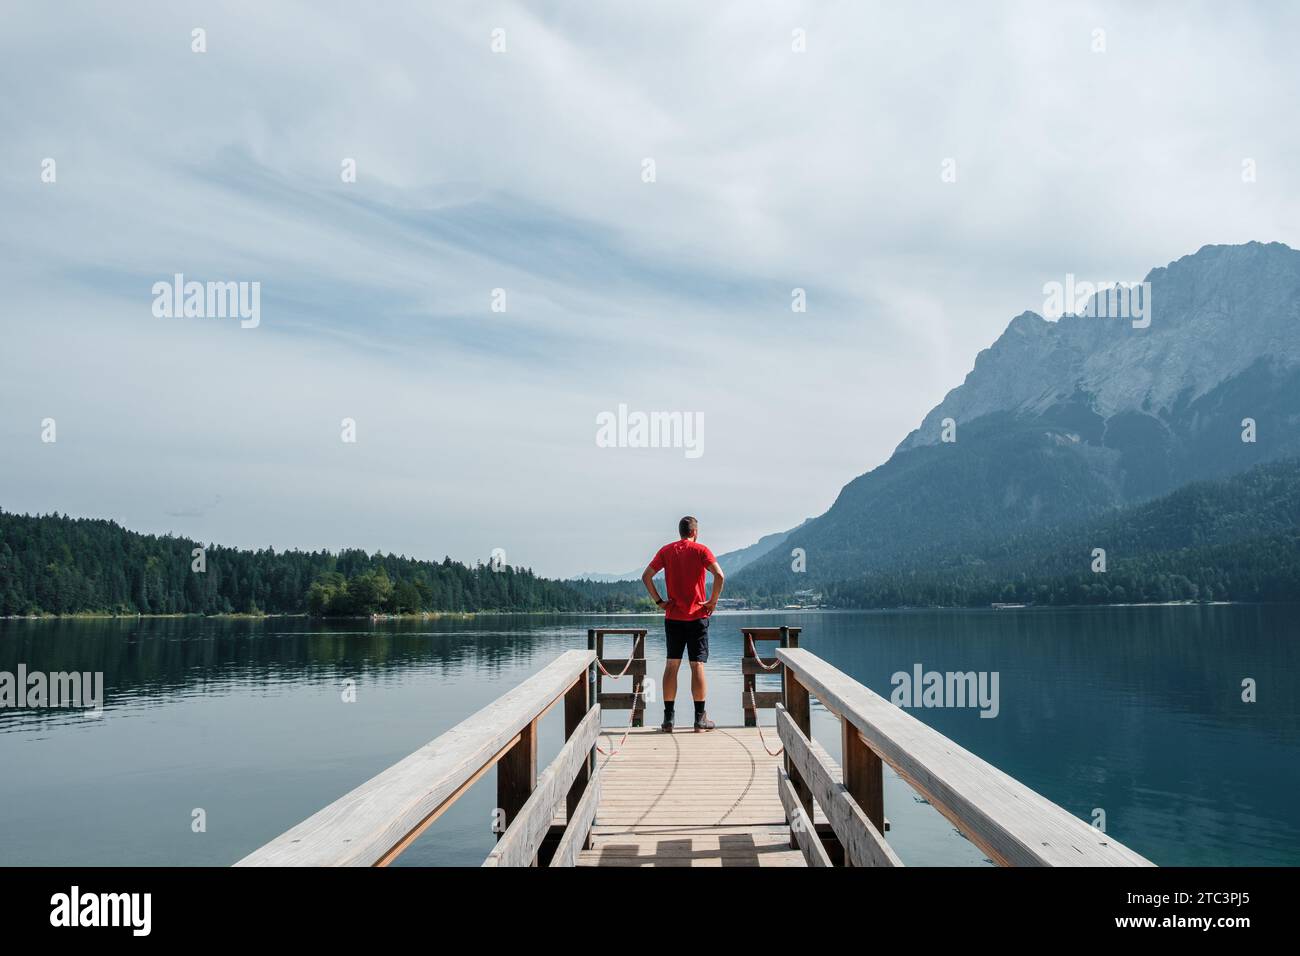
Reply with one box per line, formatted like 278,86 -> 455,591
577,726 -> 807,867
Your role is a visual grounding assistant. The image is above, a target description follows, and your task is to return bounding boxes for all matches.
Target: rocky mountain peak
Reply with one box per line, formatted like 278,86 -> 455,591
897,242 -> 1300,453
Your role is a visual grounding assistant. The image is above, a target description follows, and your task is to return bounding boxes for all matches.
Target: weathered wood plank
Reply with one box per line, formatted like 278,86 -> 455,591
777,768 -> 831,867
373,734 -> 518,866
795,740 -> 891,832
563,673 -> 592,842
776,648 -> 1153,867
483,706 -> 601,867
843,711 -> 885,838
579,726 -> 795,863
236,649 -> 595,867
550,767 -> 601,867
742,657 -> 782,675
584,845 -> 794,859
782,670 -> 814,849
564,671 -> 596,852
775,705 -> 902,868
496,717 -> 538,853
580,826 -> 805,867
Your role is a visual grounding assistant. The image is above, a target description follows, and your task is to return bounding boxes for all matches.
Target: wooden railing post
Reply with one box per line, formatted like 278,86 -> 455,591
564,670 -> 594,850
587,629 -> 598,720
841,724 -> 884,865
497,718 -> 538,862
782,667 -> 814,849
743,629 -> 757,727
631,631 -> 645,727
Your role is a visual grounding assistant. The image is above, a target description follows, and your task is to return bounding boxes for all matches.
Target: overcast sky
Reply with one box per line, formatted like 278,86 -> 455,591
2,1 -> 1298,577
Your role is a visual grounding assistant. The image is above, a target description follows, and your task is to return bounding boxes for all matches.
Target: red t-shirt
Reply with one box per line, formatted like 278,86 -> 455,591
650,539 -> 718,620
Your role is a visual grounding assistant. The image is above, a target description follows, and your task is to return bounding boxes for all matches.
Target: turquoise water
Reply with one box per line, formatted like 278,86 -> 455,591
0,606 -> 1295,866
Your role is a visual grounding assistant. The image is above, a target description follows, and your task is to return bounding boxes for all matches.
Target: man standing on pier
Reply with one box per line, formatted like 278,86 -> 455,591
641,516 -> 725,733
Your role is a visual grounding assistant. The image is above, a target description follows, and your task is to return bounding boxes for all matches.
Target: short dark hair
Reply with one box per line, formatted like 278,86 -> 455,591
679,516 -> 698,538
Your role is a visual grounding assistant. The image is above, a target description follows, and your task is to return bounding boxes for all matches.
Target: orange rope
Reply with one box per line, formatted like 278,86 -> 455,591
595,686 -> 643,757
593,649 -> 643,756
596,655 -> 636,679
748,689 -> 784,757
745,635 -> 785,755
746,633 -> 783,671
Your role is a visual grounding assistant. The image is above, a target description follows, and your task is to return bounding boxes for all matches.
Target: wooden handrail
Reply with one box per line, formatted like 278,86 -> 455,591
236,649 -> 596,867
776,648 -> 1153,867
776,704 -> 901,867
549,769 -> 602,867
777,768 -> 832,867
483,706 -> 601,867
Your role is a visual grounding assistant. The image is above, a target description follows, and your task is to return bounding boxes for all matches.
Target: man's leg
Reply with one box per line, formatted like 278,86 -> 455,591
662,620 -> 687,731
662,658 -> 679,731
662,658 -> 680,705
689,661 -> 707,704
689,620 -> 714,731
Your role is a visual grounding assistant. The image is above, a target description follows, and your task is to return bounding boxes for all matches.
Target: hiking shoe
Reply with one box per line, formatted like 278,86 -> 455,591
660,718 -> 674,733
693,713 -> 715,732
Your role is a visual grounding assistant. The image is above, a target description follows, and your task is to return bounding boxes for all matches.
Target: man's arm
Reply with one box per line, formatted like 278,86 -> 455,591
704,561 -> 725,613
641,564 -> 667,610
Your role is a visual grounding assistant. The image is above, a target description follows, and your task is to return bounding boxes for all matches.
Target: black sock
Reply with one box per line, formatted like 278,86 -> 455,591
664,701 -> 675,720
694,700 -> 706,719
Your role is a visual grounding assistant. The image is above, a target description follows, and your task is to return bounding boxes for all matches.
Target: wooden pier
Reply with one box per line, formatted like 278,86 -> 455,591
579,726 -> 804,867
236,626 -> 1153,868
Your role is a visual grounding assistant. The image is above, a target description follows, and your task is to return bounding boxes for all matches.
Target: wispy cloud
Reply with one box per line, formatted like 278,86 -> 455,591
2,1 -> 1298,575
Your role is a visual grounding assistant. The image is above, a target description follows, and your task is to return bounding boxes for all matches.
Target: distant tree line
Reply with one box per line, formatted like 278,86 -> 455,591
806,531 -> 1300,608
4,458 -> 1298,616
0,511 -> 627,616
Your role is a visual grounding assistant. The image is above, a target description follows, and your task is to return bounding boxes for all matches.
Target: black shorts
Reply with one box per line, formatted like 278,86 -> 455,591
665,616 -> 710,663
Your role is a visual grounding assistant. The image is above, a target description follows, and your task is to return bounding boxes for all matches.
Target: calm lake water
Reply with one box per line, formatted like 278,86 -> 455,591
1,606 -> 1296,867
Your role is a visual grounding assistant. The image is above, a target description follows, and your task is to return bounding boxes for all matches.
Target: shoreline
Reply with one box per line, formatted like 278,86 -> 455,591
0,610 -> 486,622
0,599 -> 1272,622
